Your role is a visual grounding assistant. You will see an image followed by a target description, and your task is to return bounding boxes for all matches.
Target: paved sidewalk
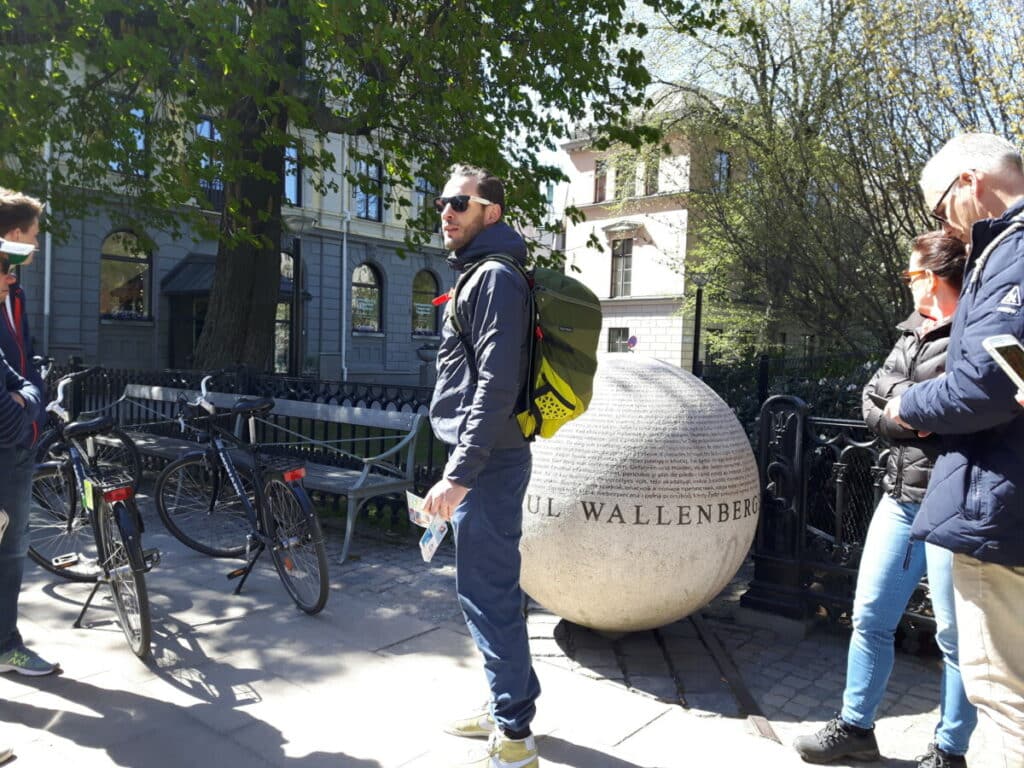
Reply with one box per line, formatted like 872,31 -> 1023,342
0,492 -> 1000,767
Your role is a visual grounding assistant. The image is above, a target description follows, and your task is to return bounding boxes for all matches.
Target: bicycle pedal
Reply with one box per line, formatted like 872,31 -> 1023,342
226,566 -> 249,580
143,548 -> 161,570
51,553 -> 81,569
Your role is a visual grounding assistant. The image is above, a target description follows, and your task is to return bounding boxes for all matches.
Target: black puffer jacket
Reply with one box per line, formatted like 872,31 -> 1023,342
862,312 -> 952,504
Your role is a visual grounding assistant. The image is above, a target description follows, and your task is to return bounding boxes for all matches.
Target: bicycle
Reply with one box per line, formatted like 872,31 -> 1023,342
154,374 -> 329,614
30,368 -> 158,659
28,361 -> 142,582
32,357 -> 142,490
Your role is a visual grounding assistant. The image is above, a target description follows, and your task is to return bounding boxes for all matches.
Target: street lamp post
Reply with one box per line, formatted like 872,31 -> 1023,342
283,212 -> 317,376
690,272 -> 709,377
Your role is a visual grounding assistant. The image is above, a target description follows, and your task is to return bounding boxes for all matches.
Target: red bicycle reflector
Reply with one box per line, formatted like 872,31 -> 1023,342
103,487 -> 133,503
283,467 -> 306,482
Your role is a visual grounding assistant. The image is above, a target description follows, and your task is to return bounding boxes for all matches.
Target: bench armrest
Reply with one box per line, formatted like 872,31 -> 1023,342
359,428 -> 419,481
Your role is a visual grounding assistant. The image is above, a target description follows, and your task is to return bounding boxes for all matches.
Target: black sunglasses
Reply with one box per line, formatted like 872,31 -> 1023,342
433,194 -> 493,214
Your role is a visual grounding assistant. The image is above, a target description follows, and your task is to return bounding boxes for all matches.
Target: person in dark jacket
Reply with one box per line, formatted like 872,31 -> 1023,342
0,188 -> 46,447
0,193 -> 58,680
422,164 -> 539,768
796,232 -> 976,768
885,133 -> 1024,768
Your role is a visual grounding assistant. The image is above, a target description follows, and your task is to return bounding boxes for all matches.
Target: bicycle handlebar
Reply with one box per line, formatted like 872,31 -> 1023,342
46,367 -> 101,422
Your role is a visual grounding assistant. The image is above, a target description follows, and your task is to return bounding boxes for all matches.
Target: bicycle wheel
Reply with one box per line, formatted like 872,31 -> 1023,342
155,454 -> 254,557
98,500 -> 151,659
36,427 -> 143,490
28,462 -> 100,582
261,479 -> 329,614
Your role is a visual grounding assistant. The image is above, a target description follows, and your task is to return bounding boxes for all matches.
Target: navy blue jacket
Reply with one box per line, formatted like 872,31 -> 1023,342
430,222 -> 531,487
0,282 -> 46,446
0,347 -> 41,448
900,198 -> 1024,565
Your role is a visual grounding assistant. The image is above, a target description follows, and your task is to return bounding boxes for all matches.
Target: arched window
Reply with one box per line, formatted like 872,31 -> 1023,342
351,263 -> 382,333
100,231 -> 151,320
411,270 -> 440,337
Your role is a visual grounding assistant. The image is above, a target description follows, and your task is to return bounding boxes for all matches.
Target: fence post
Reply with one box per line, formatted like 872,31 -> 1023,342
67,355 -> 85,419
757,354 -> 770,405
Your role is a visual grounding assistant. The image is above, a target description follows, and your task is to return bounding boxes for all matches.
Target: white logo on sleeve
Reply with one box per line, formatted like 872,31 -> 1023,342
1001,286 -> 1022,306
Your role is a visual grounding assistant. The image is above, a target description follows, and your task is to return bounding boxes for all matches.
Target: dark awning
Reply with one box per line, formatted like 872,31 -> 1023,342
161,252 -> 297,298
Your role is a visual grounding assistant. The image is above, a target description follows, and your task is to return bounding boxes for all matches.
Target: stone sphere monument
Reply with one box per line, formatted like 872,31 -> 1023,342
520,354 -> 760,632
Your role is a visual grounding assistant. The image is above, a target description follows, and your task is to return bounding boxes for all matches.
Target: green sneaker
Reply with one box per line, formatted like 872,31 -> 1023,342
459,732 -> 539,768
0,645 -> 59,676
445,707 -> 496,739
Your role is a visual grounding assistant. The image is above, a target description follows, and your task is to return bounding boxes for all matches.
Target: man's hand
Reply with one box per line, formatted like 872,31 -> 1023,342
1016,388 -> 1024,408
10,392 -> 24,408
883,394 -> 932,438
422,478 -> 469,521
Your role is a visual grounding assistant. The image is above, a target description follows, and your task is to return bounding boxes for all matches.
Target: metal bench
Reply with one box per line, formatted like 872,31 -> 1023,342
114,383 -> 423,564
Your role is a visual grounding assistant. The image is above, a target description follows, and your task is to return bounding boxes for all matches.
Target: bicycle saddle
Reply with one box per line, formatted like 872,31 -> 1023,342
231,397 -> 275,416
64,414 -> 116,439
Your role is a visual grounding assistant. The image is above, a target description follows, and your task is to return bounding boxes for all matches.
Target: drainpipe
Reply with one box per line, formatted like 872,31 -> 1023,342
42,56 -> 53,354
340,135 -> 351,381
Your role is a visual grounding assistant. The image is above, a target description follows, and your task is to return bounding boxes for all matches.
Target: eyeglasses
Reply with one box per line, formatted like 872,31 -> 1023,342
931,170 -> 973,224
900,269 -> 929,286
434,194 -> 493,214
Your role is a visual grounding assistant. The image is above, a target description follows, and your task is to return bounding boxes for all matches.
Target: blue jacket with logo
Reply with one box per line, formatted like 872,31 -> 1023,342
899,198 -> 1024,566
0,347 -> 41,449
0,281 -> 46,447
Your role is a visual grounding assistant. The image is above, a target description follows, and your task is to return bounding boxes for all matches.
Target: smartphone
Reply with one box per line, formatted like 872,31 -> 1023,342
983,334 -> 1024,390
866,391 -> 889,408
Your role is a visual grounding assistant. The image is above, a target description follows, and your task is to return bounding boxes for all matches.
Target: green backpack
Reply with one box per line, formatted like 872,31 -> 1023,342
448,254 -> 602,440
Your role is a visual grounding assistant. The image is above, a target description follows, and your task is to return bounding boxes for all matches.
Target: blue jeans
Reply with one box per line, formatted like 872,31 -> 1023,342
0,445 -> 35,654
841,494 -> 977,755
452,446 -> 540,734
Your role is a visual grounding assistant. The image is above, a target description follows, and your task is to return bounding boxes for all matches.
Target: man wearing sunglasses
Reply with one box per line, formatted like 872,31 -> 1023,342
422,165 -> 539,768
884,133 -> 1024,768
0,189 -> 58,683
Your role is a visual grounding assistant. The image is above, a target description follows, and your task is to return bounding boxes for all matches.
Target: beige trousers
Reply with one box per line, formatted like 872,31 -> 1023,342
953,554 -> 1024,768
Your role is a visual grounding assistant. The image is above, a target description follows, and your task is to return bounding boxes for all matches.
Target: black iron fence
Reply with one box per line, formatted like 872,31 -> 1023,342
46,361 -> 449,494
703,352 -> 882,434
740,395 -> 934,644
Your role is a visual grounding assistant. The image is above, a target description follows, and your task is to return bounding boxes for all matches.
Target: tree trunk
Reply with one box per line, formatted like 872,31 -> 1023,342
192,97 -> 287,371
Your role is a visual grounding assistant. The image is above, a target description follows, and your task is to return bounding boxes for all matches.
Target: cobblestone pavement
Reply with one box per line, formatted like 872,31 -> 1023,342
335,521 -> 1000,767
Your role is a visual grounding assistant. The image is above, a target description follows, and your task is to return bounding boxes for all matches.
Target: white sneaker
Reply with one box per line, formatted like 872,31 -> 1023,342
458,731 -> 539,768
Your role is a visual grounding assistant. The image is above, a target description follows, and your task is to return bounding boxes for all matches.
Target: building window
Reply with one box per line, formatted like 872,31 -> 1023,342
415,175 -> 439,232
110,106 -> 147,177
644,157 -> 660,196
284,145 -> 302,206
412,270 -> 440,337
610,237 -> 633,298
351,263 -> 382,332
712,150 -> 731,193
196,117 -> 224,209
608,327 -> 630,353
594,160 -> 607,203
100,231 -> 151,321
353,160 -> 383,221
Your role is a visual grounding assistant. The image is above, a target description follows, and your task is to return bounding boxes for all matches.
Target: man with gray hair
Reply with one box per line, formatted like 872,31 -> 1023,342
885,133 -> 1024,767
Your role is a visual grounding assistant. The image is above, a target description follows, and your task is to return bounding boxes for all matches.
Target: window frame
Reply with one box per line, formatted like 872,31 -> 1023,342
608,327 -> 631,353
196,116 -> 224,209
351,262 -> 383,333
284,145 -> 302,207
594,160 -> 608,203
712,150 -> 731,193
353,159 -> 383,222
99,230 -> 153,322
411,269 -> 441,338
610,237 -> 633,298
109,105 -> 148,178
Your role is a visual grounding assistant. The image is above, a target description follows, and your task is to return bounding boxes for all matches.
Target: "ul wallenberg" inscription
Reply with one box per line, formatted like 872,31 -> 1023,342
525,494 -> 759,524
